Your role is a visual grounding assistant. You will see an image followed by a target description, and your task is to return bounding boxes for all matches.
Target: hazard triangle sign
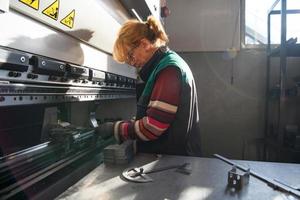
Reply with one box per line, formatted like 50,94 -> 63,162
19,0 -> 39,10
42,0 -> 59,20
60,9 -> 75,29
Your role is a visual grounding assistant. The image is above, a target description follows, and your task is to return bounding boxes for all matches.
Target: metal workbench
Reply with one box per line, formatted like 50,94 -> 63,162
56,154 -> 300,200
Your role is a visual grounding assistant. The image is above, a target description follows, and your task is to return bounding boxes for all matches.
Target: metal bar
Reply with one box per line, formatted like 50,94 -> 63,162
0,144 -> 60,172
265,3 -> 272,161
144,164 -> 184,174
0,83 -> 134,90
0,149 -> 91,199
269,9 -> 300,15
268,0 -> 280,14
213,154 -> 300,198
0,156 -> 55,186
0,146 -> 62,185
0,142 -> 50,161
245,26 -> 266,44
278,0 -> 287,149
267,12 -> 271,51
0,92 -> 127,95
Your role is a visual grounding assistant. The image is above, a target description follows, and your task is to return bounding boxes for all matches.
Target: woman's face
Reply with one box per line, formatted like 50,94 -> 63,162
126,39 -> 157,68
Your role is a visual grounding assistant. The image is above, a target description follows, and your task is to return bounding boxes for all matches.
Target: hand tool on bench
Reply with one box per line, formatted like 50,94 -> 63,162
121,162 -> 191,183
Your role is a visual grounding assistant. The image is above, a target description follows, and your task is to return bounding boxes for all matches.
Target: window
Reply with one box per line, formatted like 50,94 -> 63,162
245,0 -> 300,45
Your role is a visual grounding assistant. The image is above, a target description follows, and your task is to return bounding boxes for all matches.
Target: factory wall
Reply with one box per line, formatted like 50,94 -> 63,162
179,49 -> 267,160
179,50 -> 300,160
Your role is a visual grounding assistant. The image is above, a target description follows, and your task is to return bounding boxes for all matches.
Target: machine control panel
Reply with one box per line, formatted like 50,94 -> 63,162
105,73 -> 118,84
118,76 -> 127,86
0,48 -> 29,72
31,56 -> 66,76
66,64 -> 89,78
90,69 -> 105,85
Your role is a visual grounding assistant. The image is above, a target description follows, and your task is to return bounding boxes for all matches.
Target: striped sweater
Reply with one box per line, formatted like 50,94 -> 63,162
114,66 -> 181,143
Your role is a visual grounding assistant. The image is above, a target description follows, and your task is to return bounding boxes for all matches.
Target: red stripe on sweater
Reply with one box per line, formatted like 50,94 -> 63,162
122,122 -> 129,140
139,120 -> 158,140
150,67 -> 181,106
147,107 -> 176,124
147,116 -> 169,130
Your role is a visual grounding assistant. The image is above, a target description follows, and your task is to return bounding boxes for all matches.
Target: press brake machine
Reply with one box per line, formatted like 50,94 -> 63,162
0,0 -> 147,199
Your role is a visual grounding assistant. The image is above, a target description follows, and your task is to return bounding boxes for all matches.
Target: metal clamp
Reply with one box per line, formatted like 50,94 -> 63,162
228,166 -> 250,190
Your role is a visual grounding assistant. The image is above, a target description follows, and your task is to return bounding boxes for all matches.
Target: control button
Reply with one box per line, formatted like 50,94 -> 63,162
0,96 -> 5,102
20,56 -> 26,63
8,71 -> 21,77
27,73 -> 34,79
27,73 -> 38,79
8,71 -> 15,77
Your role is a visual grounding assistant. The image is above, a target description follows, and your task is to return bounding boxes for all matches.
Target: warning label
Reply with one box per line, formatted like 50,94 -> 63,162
42,0 -> 59,20
19,0 -> 39,10
60,9 -> 75,29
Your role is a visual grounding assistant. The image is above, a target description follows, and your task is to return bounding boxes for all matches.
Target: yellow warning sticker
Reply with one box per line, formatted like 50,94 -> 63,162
19,0 -> 39,10
60,9 -> 75,29
42,0 -> 59,20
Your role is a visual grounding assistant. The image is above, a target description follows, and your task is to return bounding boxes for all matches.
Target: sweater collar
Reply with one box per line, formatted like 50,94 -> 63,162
138,46 -> 169,82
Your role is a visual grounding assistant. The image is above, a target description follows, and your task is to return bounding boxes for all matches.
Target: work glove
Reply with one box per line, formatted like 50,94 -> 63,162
96,122 -> 114,139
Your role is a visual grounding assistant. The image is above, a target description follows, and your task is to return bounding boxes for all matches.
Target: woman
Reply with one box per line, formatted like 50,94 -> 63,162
98,16 -> 201,156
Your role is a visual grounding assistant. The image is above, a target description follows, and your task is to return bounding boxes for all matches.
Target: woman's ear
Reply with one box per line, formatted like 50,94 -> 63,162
140,38 -> 152,50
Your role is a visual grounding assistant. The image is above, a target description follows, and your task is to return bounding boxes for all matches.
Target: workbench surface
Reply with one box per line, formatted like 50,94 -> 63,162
56,154 -> 300,200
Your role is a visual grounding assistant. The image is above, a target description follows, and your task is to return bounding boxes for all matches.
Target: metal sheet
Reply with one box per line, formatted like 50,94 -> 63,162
56,154 -> 300,200
10,0 -> 126,54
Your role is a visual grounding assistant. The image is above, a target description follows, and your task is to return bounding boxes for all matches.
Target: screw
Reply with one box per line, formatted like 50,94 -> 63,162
20,56 -> 26,63
41,61 -> 46,66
